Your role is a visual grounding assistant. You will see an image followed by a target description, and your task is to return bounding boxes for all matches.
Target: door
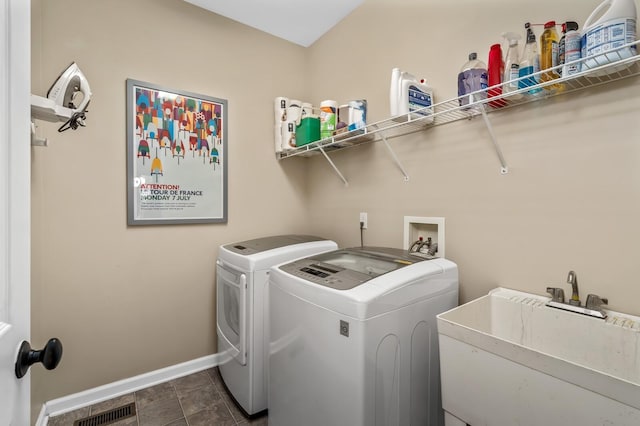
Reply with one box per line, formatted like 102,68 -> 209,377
216,261 -> 247,365
0,0 -> 31,424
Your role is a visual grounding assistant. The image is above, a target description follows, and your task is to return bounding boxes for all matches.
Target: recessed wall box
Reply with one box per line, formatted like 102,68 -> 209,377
403,216 -> 445,259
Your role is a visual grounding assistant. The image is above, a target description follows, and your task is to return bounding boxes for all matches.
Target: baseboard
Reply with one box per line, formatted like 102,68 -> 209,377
35,404 -> 47,426
43,352 -> 226,419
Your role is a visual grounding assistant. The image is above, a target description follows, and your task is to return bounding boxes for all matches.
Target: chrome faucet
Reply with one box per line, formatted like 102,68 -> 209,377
545,270 -> 609,319
546,287 -> 565,303
567,270 -> 580,306
585,294 -> 608,312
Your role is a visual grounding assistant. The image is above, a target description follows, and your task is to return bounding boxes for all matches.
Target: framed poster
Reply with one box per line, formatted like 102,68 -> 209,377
126,79 -> 227,225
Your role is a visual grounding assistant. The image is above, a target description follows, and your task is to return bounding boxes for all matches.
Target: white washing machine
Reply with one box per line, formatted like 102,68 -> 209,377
268,247 -> 458,426
216,235 -> 338,416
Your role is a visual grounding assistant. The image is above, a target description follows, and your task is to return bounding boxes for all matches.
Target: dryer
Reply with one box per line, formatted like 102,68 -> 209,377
216,235 -> 337,416
268,247 -> 458,426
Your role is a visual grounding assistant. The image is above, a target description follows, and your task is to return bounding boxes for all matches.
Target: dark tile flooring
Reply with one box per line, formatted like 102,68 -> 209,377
47,367 -> 268,426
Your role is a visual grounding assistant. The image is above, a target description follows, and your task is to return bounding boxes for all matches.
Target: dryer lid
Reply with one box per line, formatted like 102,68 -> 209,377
223,234 -> 326,255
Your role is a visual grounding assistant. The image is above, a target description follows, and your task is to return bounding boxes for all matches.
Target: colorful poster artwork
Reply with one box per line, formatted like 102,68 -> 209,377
127,80 -> 227,225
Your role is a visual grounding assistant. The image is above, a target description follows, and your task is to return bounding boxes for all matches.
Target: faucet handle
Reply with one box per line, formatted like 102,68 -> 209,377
586,294 -> 608,310
546,287 -> 565,303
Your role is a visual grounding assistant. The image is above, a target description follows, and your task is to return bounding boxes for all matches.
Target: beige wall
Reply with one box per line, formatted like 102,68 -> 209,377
305,0 -> 640,308
30,0 -> 310,417
30,0 -> 640,420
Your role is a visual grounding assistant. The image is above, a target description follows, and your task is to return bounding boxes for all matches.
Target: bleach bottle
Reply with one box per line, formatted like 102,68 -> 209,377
582,0 -> 637,75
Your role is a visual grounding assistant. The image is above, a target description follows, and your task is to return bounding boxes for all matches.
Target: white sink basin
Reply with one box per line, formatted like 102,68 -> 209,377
437,287 -> 640,426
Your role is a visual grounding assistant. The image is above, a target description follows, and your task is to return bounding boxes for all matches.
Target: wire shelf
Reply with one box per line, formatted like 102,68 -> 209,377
277,40 -> 640,160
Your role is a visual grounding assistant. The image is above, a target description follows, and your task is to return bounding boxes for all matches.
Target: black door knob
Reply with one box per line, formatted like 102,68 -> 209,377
15,338 -> 63,379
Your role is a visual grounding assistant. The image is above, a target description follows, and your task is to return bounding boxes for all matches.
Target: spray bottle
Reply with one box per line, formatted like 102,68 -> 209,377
487,44 -> 506,108
501,32 -> 522,99
518,22 -> 542,94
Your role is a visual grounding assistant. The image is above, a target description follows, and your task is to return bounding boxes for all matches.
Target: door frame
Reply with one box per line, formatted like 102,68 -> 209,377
2,0 -> 32,423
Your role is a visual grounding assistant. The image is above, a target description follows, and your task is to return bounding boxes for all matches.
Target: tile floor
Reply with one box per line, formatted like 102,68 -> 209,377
47,367 -> 268,426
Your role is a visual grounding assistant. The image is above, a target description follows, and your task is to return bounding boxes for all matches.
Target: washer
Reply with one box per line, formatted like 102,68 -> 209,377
216,235 -> 337,416
268,247 -> 458,426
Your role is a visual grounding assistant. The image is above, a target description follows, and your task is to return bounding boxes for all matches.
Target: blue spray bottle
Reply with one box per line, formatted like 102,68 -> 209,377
518,22 -> 542,94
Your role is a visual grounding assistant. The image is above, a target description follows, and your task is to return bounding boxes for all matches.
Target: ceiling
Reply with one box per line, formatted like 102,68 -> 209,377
184,0 -> 364,47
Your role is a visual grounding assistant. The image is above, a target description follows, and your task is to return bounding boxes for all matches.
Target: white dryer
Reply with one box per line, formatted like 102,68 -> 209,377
268,247 -> 458,426
216,235 -> 337,416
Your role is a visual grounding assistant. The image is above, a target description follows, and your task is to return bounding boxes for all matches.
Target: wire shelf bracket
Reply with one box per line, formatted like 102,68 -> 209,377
373,124 -> 410,181
318,146 -> 349,186
477,100 -> 509,174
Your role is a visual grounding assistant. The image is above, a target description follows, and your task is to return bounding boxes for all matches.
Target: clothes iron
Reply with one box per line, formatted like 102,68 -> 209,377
31,62 -> 92,132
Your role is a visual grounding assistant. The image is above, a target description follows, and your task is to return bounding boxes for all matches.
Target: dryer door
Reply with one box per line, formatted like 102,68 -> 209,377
216,261 -> 247,365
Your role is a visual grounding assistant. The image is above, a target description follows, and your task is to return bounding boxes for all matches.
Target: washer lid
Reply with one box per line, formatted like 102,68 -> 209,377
279,247 -> 426,290
223,234 -> 326,255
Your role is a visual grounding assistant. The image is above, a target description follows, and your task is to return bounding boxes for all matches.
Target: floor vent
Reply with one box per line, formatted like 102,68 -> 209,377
73,402 -> 136,426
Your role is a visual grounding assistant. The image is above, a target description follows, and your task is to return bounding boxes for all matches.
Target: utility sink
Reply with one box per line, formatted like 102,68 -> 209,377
437,287 -> 640,426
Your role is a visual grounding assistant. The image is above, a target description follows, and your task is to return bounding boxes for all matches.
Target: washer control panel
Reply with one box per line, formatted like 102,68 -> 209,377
280,260 -> 370,290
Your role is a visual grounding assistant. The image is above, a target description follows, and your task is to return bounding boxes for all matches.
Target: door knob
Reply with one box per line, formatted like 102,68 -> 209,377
15,338 -> 63,379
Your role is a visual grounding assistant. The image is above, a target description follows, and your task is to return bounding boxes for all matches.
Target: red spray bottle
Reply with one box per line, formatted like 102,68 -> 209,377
488,43 -> 506,108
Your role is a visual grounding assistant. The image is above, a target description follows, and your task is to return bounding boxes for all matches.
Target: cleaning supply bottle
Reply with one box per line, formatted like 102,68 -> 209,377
518,22 -> 542,94
399,78 -> 434,123
391,68 -> 416,119
501,32 -> 522,99
558,22 -> 567,76
559,21 -> 581,76
391,69 -> 434,123
319,100 -> 337,139
582,0 -> 637,75
540,21 -> 560,89
457,52 -> 488,109
390,68 -> 401,116
487,43 -> 506,108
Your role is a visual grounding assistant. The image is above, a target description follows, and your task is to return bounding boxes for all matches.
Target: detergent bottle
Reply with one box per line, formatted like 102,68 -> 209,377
390,68 -> 401,116
398,77 -> 434,123
501,32 -> 522,99
582,0 -> 637,75
390,68 -> 415,118
391,69 -> 434,123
